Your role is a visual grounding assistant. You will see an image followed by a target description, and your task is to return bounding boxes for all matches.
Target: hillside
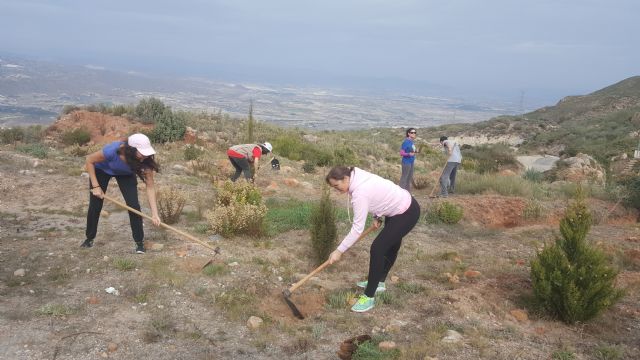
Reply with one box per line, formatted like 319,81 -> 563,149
1,108 -> 639,359
432,76 -> 640,166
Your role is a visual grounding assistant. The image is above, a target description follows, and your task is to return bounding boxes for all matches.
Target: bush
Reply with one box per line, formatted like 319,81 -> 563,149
151,109 -> 186,143
61,128 -> 91,145
61,105 -> 81,115
309,187 -> 337,265
620,176 -> 640,214
522,199 -> 543,220
523,168 -> 544,183
463,143 -> 519,173
16,143 -> 48,158
0,127 -> 24,144
135,98 -> 167,124
204,181 -> 266,237
411,174 -> 432,190
530,187 -> 623,323
302,162 -> 316,174
184,144 -> 205,161
157,186 -> 186,224
424,201 -> 463,225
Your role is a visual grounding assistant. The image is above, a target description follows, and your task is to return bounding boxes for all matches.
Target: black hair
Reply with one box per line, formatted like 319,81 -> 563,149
120,143 -> 160,183
259,145 -> 270,155
439,136 -> 448,142
325,166 -> 354,184
406,128 -> 417,137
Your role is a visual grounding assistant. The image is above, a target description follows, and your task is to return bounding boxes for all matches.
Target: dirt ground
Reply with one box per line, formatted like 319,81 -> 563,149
1,147 -> 639,360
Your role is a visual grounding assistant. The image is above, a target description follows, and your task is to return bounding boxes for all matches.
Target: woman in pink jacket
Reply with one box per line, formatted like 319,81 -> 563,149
326,166 -> 420,312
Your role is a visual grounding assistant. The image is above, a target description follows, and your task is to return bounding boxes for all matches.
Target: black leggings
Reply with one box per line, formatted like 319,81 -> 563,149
365,197 -> 420,297
86,168 -> 144,243
228,156 -> 252,181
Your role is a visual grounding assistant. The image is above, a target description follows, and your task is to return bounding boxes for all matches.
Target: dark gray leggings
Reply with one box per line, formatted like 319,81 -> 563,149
86,168 -> 143,243
229,156 -> 252,181
365,197 -> 421,297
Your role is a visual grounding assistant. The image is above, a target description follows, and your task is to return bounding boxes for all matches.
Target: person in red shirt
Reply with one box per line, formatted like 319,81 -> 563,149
226,142 -> 273,182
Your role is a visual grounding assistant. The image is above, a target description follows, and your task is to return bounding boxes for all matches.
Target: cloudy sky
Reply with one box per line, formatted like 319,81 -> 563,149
1,0 -> 638,104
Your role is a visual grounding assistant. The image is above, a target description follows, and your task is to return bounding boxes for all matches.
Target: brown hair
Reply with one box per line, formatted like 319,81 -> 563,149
119,143 -> 160,182
325,166 -> 354,184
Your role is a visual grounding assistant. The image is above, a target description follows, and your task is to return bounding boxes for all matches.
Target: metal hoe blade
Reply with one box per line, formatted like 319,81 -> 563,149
282,290 -> 305,320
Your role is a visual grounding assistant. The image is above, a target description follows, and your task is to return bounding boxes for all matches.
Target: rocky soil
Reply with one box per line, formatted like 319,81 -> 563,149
1,142 -> 639,359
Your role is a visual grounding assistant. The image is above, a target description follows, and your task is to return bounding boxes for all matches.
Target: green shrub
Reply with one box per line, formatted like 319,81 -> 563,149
37,304 -> 74,316
411,174 -> 432,190
184,144 -> 205,161
0,127 -> 24,144
522,199 -> 543,220
113,257 -> 136,271
620,176 -> 640,214
204,181 -> 266,237
16,143 -> 48,158
202,264 -> 228,277
310,187 -> 338,265
61,128 -> 91,145
551,350 -> 576,360
135,97 -> 167,124
325,289 -> 356,309
425,201 -> 463,225
593,345 -> 623,360
523,168 -> 544,183
333,146 -> 358,166
151,109 -> 186,143
457,172 -> 538,197
463,143 -> 519,173
352,339 -> 401,360
530,187 -> 623,323
302,162 -> 316,174
61,105 -> 81,115
271,135 -> 333,167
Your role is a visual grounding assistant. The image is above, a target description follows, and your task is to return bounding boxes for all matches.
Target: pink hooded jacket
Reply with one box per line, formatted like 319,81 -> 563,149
337,167 -> 412,253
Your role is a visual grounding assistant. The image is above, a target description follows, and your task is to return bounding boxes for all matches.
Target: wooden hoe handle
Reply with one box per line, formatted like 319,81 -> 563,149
287,224 -> 377,295
101,193 -> 217,252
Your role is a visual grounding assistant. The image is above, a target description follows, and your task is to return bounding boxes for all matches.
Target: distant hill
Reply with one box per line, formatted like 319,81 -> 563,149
436,76 -> 640,165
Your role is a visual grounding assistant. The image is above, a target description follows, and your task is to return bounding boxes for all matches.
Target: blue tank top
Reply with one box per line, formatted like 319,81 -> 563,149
94,141 -> 134,176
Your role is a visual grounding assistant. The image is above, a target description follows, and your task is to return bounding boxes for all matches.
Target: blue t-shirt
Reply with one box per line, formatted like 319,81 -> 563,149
94,141 -> 134,176
401,138 -> 416,165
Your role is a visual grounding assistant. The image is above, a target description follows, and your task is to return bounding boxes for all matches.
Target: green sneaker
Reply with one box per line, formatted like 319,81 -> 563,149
356,280 -> 386,293
351,294 -> 375,312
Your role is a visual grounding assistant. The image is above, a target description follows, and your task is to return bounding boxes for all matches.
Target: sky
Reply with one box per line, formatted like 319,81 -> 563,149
1,0 -> 638,106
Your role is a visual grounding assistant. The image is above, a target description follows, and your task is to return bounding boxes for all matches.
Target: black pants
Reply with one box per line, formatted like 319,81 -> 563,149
365,197 -> 420,297
86,168 -> 144,243
228,156 -> 252,181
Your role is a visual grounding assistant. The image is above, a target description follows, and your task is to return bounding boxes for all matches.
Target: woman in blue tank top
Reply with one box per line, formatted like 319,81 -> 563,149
81,133 -> 160,253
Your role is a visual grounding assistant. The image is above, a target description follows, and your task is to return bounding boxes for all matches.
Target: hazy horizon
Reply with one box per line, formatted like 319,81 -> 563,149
1,0 -> 639,109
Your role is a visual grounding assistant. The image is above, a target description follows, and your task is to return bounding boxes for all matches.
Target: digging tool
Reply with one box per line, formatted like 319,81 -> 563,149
428,162 -> 448,198
282,223 -> 378,319
99,193 -> 220,267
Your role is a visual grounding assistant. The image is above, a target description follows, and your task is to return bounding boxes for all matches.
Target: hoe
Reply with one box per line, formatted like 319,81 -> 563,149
282,223 -> 377,319
101,193 -> 221,269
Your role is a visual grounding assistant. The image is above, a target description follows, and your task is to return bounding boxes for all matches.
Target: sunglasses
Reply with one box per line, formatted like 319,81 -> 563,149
409,131 -> 417,134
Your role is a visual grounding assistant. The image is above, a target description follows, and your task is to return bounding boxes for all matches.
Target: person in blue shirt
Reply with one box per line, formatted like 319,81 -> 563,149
399,128 -> 417,191
81,133 -> 161,253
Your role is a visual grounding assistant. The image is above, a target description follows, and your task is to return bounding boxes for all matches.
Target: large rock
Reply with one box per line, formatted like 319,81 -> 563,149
554,153 -> 605,185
